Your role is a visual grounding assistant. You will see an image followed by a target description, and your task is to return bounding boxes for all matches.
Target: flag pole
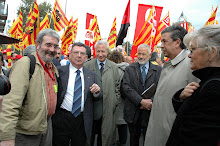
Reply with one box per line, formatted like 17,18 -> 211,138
126,27 -> 129,55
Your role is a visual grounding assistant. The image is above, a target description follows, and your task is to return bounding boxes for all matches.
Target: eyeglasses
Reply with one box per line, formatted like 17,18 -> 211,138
72,51 -> 86,56
44,43 -> 59,49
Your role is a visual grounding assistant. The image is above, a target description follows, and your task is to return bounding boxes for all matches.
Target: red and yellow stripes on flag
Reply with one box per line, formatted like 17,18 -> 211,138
72,18 -> 78,41
152,11 -> 170,50
107,17 -> 117,49
23,0 -> 40,49
204,6 -> 218,26
133,5 -> 154,47
6,44 -> 12,68
0,46 -> 2,51
88,15 -> 101,43
61,16 -> 74,55
52,0 -> 68,32
40,13 -> 50,30
8,9 -> 23,50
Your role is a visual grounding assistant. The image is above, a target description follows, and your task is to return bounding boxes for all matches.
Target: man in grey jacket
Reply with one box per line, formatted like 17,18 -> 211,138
144,25 -> 199,146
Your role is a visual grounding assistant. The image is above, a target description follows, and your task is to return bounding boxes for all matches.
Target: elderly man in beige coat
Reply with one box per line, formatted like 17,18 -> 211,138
144,25 -> 199,146
84,40 -> 120,146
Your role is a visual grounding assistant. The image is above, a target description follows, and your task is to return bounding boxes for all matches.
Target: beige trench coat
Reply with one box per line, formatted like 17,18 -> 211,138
144,50 -> 199,146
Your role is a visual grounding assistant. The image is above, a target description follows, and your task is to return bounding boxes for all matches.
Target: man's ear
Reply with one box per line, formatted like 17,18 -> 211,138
35,42 -> 39,50
175,38 -> 181,48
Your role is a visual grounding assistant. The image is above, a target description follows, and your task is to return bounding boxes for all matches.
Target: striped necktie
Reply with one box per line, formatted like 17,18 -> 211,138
72,69 -> 82,117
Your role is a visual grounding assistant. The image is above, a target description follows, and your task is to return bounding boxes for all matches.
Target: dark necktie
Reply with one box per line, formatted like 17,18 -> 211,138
72,70 -> 82,117
100,63 -> 104,75
142,66 -> 146,86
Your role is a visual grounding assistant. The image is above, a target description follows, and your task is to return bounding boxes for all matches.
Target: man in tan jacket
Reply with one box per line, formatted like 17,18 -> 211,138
0,28 -> 60,146
144,25 -> 199,146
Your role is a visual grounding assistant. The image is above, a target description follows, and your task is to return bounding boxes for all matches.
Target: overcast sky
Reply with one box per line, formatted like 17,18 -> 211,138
6,0 -> 220,43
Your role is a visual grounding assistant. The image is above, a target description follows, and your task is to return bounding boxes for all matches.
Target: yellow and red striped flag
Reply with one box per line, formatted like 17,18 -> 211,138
0,46 -> 2,51
204,6 -> 218,26
72,18 -> 78,41
6,44 -> 12,68
107,17 -> 117,49
40,13 -> 50,30
23,4 -> 33,36
88,15 -> 101,43
8,9 -> 23,50
52,0 -> 68,32
23,0 -> 40,49
61,16 -> 74,55
152,11 -> 170,50
131,5 -> 154,58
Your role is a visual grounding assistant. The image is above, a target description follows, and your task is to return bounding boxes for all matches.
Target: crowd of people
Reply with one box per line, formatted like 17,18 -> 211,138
0,24 -> 220,146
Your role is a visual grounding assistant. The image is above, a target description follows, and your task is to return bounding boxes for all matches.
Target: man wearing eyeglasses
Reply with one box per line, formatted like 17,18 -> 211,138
52,42 -> 101,146
144,25 -> 199,146
0,28 -> 60,146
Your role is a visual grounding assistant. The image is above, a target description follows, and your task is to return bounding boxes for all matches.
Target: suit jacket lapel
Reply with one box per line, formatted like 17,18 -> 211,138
61,64 -> 70,99
134,62 -> 143,85
83,67 -> 90,102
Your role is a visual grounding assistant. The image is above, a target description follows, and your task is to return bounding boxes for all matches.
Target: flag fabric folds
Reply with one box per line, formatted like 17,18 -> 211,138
6,44 -> 12,68
40,13 -> 50,30
61,17 -> 77,55
72,18 -> 78,41
88,15 -> 101,43
23,0 -> 40,49
52,0 -> 68,32
204,6 -> 218,26
116,0 -> 130,47
107,17 -> 117,49
179,19 -> 188,31
130,5 -> 154,58
151,11 -> 170,51
8,9 -> 23,50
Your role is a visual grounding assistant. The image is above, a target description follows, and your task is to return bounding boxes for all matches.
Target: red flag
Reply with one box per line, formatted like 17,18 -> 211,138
116,0 -> 130,46
130,5 -> 163,58
151,12 -> 170,50
133,4 -> 163,42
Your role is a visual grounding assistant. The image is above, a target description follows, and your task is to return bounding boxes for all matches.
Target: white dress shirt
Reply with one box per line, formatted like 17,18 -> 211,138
61,64 -> 85,112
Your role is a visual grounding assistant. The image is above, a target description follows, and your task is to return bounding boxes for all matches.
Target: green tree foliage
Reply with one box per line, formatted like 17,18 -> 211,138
16,0 -> 54,30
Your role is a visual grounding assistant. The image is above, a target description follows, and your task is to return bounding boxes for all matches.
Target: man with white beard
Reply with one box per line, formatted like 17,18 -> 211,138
121,44 -> 162,146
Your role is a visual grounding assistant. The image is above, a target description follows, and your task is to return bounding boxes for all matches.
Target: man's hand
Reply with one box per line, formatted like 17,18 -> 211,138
0,140 -> 15,146
140,99 -> 152,110
180,82 -> 200,101
90,83 -> 100,94
0,96 -> 3,112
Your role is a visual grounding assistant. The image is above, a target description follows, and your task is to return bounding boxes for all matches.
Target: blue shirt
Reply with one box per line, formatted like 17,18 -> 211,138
97,59 -> 107,70
140,61 -> 150,75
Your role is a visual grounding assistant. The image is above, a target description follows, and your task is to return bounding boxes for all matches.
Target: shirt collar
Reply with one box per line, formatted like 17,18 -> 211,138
70,63 -> 83,73
97,59 -> 107,67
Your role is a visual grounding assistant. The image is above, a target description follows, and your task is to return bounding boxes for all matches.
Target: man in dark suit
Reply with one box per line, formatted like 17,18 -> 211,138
122,44 -> 162,146
52,42 -> 101,146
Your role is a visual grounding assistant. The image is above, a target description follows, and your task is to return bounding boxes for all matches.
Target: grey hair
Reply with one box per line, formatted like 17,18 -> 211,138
36,28 -> 60,44
183,32 -> 195,49
24,45 -> 36,56
137,44 -> 151,54
95,40 -> 110,52
192,24 -> 220,59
